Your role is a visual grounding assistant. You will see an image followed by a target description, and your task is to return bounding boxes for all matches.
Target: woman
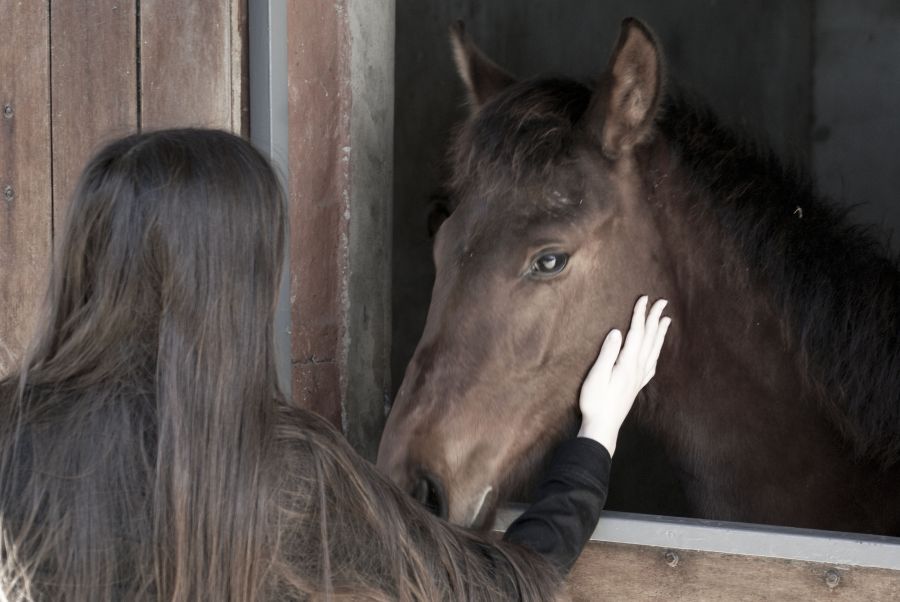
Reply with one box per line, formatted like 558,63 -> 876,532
0,129 -> 669,601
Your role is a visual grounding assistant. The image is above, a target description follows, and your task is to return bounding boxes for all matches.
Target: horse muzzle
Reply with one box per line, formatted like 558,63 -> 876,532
377,429 -> 501,528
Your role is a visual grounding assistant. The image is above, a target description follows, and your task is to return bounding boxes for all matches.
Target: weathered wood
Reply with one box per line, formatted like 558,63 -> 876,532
2,0 -> 249,380
0,1 -> 52,376
140,0 -> 246,132
231,0 -> 249,136
566,541 -> 900,601
283,1 -> 394,455
50,0 -> 137,227
285,0 -> 351,428
341,0 -> 394,459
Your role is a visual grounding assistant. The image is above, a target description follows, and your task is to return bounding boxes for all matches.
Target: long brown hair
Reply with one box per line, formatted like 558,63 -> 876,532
0,129 -> 561,601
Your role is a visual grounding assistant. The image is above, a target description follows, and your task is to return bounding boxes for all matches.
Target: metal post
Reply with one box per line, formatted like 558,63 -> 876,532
249,0 -> 291,396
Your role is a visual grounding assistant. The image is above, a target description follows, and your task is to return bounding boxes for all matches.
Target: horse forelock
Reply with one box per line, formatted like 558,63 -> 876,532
449,77 -> 592,200
659,91 -> 900,467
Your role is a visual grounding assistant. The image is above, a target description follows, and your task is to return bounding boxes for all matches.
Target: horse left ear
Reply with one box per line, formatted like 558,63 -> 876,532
450,21 -> 517,110
586,18 -> 664,160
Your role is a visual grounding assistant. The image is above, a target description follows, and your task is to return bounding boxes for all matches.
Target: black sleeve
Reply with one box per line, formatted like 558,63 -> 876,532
501,437 -> 611,574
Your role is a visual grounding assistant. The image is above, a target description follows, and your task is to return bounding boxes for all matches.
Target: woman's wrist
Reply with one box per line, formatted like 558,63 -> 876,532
577,423 -> 617,456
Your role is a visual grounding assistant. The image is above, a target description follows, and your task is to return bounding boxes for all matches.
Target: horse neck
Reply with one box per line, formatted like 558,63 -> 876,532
634,141 -> 810,450
638,119 -> 900,471
624,116 -> 900,531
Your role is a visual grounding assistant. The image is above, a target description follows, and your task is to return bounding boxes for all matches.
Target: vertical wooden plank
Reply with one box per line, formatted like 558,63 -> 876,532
231,0 -> 249,137
344,0 -> 394,458
50,0 -> 138,227
0,1 -> 52,376
140,0 -> 245,132
286,0 -> 351,428
285,1 -> 394,451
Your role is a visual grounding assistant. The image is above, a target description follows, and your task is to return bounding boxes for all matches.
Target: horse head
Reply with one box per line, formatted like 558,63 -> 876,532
378,19 -> 678,528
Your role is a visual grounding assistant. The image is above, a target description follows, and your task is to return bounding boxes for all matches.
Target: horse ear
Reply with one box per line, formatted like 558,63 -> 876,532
450,21 -> 516,110
587,18 -> 664,160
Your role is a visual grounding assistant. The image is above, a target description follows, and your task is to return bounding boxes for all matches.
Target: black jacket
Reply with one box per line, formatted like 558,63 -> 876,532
502,437 -> 611,574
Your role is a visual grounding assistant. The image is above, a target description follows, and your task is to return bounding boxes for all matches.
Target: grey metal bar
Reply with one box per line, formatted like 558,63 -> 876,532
494,506 -> 900,571
249,0 -> 291,397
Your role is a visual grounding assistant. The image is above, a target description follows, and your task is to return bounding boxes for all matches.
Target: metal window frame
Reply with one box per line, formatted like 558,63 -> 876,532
248,0 -> 291,396
496,506 -> 900,570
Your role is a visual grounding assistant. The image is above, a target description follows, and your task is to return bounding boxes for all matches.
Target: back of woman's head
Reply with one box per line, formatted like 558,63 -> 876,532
0,129 -> 286,601
38,128 -> 285,388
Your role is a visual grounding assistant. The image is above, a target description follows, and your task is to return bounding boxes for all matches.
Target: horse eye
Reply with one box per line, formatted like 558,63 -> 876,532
531,252 -> 568,276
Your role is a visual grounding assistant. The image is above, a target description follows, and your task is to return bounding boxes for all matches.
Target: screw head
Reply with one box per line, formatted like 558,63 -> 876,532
2,104 -> 12,119
824,568 -> 841,589
664,550 -> 679,568
3,185 -> 13,202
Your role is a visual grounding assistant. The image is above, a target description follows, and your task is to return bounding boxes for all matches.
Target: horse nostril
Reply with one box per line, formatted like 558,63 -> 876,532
411,473 -> 447,520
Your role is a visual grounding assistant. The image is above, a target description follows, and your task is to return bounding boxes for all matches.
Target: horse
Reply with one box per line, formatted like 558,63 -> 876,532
376,18 -> 900,536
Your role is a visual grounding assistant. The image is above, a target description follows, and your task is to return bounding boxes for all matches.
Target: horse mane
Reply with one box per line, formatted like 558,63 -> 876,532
658,92 -> 900,467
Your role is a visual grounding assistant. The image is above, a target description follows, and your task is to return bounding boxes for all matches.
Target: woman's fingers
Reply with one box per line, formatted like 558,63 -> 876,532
589,328 -> 622,383
641,316 -> 672,387
650,317 -> 671,364
640,299 -> 668,362
620,295 -> 648,362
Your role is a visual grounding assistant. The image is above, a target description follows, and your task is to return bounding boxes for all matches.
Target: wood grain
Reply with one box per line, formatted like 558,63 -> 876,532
231,0 -> 249,136
285,0 -> 351,426
140,0 -> 245,132
50,0 -> 137,227
566,541 -> 900,601
0,0 -> 52,376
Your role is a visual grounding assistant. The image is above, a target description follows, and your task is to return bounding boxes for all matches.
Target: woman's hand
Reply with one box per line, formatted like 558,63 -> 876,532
577,296 -> 671,455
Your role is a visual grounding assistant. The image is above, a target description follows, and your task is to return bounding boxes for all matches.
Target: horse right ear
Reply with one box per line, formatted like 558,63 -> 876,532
450,21 -> 516,110
585,18 -> 664,160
